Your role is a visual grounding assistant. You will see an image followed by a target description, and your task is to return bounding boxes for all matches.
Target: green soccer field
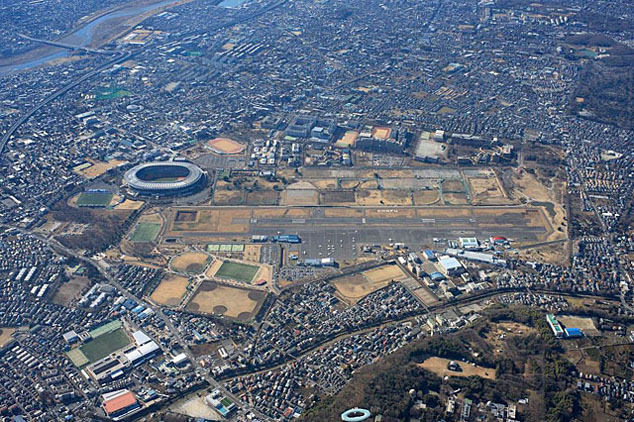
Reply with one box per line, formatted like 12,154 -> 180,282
215,261 -> 259,283
76,192 -> 113,207
78,328 -> 131,364
130,222 -> 161,242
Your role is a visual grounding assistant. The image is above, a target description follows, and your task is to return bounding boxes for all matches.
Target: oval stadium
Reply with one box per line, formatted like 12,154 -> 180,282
124,161 -> 206,197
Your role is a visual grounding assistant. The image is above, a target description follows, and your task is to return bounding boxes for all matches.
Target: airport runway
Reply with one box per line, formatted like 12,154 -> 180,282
169,206 -> 547,261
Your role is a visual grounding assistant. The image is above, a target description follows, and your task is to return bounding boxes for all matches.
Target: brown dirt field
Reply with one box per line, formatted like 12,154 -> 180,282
187,282 -> 265,320
150,275 -> 189,307
214,190 -> 246,205
207,137 -> 245,154
356,190 -> 384,206
332,273 -> 391,305
359,180 -> 379,189
51,276 -> 90,306
246,191 -> 279,206
171,252 -> 211,274
243,245 -> 261,263
363,264 -> 409,283
558,316 -> 600,336
416,207 -> 471,218
75,159 -> 126,179
511,171 -> 567,241
114,199 -> 144,210
285,208 -> 312,218
140,212 -> 163,224
441,179 -> 465,192
251,208 -> 287,218
0,328 -> 18,347
253,265 -> 273,286
340,180 -> 360,189
382,190 -> 412,206
483,322 -> 535,355
468,177 -> 501,196
311,179 -> 339,190
444,193 -> 470,204
413,189 -> 440,205
324,208 -> 364,218
170,209 -> 249,234
280,189 -> 319,206
205,259 -> 224,278
419,357 -> 496,380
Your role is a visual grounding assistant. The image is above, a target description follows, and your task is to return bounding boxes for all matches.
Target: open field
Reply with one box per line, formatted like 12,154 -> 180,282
51,276 -> 90,306
76,192 -> 113,207
130,222 -> 161,242
332,264 -> 409,305
207,137 -> 245,155
170,252 -> 210,274
363,264 -> 409,284
114,199 -> 144,210
467,175 -> 508,205
74,159 -> 125,179
418,357 -> 496,380
413,189 -> 440,205
213,260 -> 259,283
150,274 -> 189,306
558,315 -> 600,336
0,327 -> 18,347
186,282 -> 266,320
68,328 -> 130,367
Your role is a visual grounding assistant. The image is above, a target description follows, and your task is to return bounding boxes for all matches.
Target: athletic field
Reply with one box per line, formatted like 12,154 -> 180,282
67,328 -> 130,366
130,222 -> 161,242
76,192 -> 113,207
215,261 -> 259,283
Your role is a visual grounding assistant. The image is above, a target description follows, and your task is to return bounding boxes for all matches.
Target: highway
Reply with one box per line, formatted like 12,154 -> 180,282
0,51 -> 131,158
18,33 -> 113,54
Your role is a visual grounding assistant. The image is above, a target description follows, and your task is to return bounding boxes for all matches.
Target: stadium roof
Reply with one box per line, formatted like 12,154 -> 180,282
124,161 -> 204,192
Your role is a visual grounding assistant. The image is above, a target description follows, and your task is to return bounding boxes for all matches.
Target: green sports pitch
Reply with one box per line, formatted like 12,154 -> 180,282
76,192 -> 113,207
67,328 -> 130,367
215,261 -> 259,283
130,222 -> 161,242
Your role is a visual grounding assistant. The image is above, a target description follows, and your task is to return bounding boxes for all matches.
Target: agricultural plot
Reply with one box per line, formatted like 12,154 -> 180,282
130,222 -> 161,242
186,282 -> 266,320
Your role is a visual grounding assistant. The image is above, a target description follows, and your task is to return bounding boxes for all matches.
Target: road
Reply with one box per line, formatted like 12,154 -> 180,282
19,228 -> 271,421
0,51 -> 131,158
18,33 -> 113,54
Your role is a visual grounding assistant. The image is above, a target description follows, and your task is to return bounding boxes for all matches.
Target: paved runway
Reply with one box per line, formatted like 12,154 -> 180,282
170,206 -> 547,261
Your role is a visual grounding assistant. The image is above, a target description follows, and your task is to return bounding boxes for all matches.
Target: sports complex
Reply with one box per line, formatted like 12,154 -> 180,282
123,161 -> 206,197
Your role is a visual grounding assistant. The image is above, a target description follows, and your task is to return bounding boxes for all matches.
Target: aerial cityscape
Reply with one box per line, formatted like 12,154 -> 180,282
0,0 -> 633,421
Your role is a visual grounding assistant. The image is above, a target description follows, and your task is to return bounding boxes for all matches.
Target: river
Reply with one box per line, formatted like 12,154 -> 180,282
0,0 -> 180,75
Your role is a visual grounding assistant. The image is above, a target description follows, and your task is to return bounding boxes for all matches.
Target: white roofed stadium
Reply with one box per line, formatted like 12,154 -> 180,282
123,161 -> 206,197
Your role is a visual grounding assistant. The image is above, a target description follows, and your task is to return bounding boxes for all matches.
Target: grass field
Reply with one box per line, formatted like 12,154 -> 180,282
76,192 -> 113,207
214,261 -> 259,283
74,328 -> 130,365
131,222 -> 161,242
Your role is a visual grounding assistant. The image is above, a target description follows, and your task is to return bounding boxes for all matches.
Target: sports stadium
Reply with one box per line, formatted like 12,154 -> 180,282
124,161 -> 206,197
